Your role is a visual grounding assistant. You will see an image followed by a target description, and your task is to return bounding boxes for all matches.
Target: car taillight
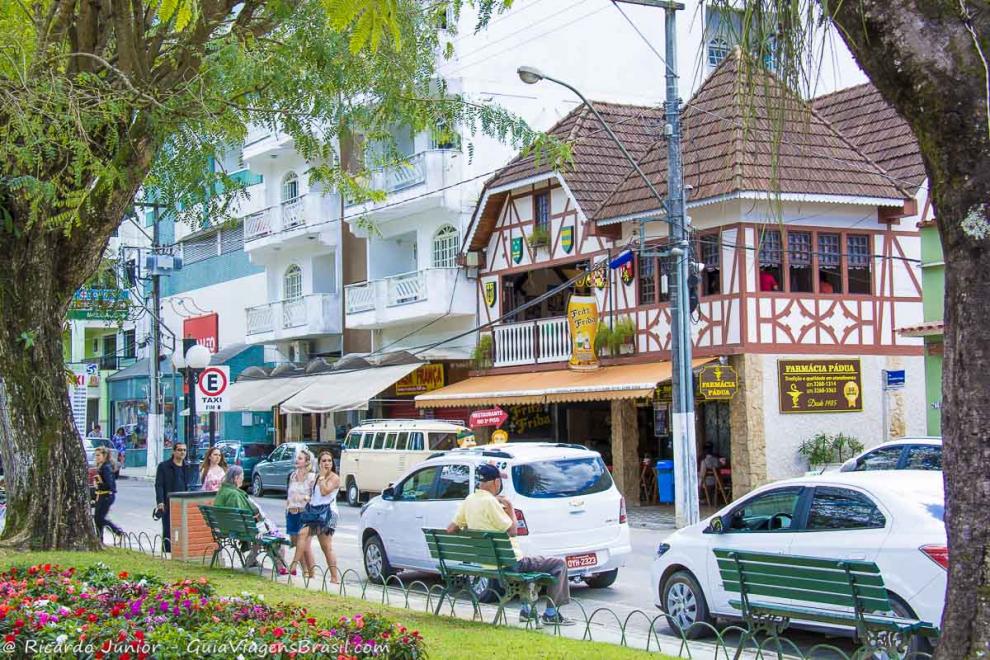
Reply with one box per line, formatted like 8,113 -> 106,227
619,496 -> 627,524
921,545 -> 948,570
514,509 -> 529,536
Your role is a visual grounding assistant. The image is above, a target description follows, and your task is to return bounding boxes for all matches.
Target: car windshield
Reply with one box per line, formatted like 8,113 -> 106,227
511,457 -> 613,498
219,446 -> 238,461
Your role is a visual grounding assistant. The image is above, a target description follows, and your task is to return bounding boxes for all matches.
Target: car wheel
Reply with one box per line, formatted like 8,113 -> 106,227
583,568 -> 619,589
346,479 -> 361,507
662,570 -> 713,639
467,576 -> 504,604
863,593 -> 932,658
252,474 -> 264,497
363,534 -> 395,584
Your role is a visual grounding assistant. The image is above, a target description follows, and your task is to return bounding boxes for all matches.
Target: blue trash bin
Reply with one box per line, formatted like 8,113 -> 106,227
656,459 -> 675,504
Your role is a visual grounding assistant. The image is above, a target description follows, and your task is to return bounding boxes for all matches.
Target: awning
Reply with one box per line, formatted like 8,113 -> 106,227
415,359 -> 714,408
226,375 -> 322,412
280,363 -> 423,414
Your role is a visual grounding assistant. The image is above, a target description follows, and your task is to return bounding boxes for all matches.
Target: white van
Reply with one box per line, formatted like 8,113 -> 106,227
358,443 -> 631,599
340,419 -> 469,506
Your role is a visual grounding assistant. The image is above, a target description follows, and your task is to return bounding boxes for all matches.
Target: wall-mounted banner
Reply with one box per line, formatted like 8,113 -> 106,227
778,358 -> 863,413
395,364 -> 445,396
561,226 -> 574,253
567,294 -> 599,371
511,236 -> 524,264
484,281 -> 497,308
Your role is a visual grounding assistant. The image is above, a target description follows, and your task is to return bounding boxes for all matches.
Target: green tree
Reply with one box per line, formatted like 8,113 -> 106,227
714,0 -> 990,654
0,0 -> 561,551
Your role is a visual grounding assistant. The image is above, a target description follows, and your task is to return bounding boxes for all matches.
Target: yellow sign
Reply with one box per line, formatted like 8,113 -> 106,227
698,365 -> 739,400
567,294 -> 600,371
778,359 -> 863,413
395,364 -> 445,396
491,429 -> 509,444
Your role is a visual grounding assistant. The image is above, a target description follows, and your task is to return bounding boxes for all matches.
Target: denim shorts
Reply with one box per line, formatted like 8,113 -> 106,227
286,511 -> 303,536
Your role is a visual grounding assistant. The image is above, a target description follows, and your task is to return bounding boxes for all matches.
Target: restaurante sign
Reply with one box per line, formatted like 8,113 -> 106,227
777,358 -> 863,413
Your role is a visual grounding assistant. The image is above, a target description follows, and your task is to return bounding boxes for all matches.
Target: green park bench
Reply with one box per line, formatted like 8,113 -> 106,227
714,548 -> 939,659
423,528 -> 557,623
199,505 -> 288,571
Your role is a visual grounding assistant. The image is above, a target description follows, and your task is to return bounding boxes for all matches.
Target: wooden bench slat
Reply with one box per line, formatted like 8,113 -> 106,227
718,569 -> 889,601
722,579 -> 892,611
714,548 -> 880,574
716,559 -> 886,588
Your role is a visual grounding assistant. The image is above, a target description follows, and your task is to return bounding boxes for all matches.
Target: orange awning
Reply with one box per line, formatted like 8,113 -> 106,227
415,359 -> 714,408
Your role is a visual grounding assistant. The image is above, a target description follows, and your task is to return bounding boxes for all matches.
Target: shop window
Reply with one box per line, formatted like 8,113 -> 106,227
700,234 -> 721,295
787,231 -> 813,292
817,233 -> 842,293
847,234 -> 872,294
758,229 -> 782,291
534,191 -> 550,233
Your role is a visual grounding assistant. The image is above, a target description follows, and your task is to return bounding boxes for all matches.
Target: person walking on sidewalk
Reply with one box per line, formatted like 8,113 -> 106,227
200,446 -> 228,492
154,443 -> 189,553
93,447 -> 124,541
292,451 -> 340,583
286,449 -> 316,578
446,464 -> 574,625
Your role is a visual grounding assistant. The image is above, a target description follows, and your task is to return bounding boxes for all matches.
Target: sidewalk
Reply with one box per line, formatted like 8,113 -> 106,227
119,466 -> 155,482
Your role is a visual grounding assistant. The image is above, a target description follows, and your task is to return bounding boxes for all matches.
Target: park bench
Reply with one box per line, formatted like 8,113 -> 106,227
199,505 -> 288,571
423,528 -> 556,624
714,548 -> 939,659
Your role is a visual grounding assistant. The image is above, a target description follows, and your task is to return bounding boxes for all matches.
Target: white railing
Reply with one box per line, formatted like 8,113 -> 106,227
244,209 -> 273,240
493,321 -> 537,367
281,197 -> 305,229
245,304 -> 274,335
493,317 -> 570,367
386,271 -> 426,306
536,317 -> 571,364
245,124 -> 272,145
282,297 -> 307,328
346,282 -> 375,313
375,152 -> 427,192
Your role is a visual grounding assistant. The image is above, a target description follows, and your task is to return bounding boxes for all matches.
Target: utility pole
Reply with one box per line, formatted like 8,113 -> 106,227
146,205 -> 164,478
612,0 -> 697,527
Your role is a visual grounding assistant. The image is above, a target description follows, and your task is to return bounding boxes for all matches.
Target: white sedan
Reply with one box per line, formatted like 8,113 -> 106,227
651,471 -> 946,647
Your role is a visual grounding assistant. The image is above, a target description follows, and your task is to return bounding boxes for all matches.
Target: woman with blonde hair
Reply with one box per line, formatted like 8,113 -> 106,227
292,450 -> 340,582
93,447 -> 124,540
285,448 -> 316,577
200,446 -> 228,492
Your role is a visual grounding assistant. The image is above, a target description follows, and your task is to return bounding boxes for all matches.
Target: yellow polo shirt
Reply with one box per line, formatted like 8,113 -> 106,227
452,489 -> 521,559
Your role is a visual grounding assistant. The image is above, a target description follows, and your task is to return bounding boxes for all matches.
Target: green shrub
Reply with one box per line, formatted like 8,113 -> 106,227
472,335 -> 493,369
798,432 -> 865,467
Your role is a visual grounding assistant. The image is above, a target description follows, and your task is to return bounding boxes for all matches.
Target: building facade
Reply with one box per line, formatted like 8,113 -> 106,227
417,54 -> 927,507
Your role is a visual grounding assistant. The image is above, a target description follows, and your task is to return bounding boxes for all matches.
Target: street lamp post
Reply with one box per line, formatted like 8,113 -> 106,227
172,342 -> 211,465
518,0 -> 700,529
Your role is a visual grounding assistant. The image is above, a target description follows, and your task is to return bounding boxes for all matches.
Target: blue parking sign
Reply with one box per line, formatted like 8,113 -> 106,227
883,369 -> 906,390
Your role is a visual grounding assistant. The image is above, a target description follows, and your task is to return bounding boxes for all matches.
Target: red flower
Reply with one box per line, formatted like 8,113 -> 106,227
88,614 -> 98,623
27,567 -> 37,576
42,564 -> 51,573
306,617 -> 316,626
118,571 -> 129,579
4,634 -> 14,643
95,653 -> 104,660
135,631 -> 145,641
273,627 -> 285,638
412,630 -> 421,638
14,619 -> 24,628
120,654 -> 131,660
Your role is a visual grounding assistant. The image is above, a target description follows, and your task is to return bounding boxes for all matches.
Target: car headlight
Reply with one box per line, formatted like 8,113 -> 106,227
656,542 -> 671,558
360,501 -> 371,516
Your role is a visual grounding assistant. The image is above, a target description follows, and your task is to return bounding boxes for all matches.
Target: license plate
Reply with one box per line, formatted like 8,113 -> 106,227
566,553 -> 598,569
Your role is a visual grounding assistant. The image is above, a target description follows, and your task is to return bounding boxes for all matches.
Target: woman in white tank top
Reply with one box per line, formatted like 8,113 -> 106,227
290,450 -> 340,583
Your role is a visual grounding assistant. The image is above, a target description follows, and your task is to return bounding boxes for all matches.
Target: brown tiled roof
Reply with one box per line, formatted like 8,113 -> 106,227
594,51 -> 908,223
813,83 -> 926,193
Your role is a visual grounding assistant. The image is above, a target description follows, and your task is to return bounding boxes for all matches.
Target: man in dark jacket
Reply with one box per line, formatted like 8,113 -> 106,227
155,443 -> 189,553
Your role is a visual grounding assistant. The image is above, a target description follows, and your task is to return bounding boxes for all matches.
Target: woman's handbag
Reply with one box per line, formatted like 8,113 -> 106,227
300,479 -> 334,529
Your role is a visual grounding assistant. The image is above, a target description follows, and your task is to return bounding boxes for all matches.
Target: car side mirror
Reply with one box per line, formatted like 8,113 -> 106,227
705,515 -> 726,534
381,486 -> 395,501
839,458 -> 857,473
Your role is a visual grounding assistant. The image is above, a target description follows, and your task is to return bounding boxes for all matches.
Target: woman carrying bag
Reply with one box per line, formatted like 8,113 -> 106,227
93,447 -> 124,540
291,451 -> 340,583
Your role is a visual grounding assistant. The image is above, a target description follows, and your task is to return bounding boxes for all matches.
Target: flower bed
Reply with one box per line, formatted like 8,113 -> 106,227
0,563 -> 423,659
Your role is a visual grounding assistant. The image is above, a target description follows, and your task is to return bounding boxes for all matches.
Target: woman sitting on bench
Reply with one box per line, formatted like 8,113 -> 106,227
213,466 -> 289,574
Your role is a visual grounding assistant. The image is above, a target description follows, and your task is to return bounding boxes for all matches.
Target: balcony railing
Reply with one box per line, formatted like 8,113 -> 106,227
246,294 -> 338,336
386,270 -> 426,306
346,283 -> 375,314
344,152 -> 432,207
492,317 -> 570,367
344,268 -> 472,329
243,194 -> 322,242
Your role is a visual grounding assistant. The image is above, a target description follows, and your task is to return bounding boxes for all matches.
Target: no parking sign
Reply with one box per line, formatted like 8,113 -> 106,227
197,366 -> 230,412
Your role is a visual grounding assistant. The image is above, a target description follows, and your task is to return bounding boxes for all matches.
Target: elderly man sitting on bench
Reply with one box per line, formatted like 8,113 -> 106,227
446,464 -> 574,625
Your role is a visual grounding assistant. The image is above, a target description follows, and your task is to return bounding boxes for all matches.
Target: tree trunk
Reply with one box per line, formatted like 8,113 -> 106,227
0,237 -> 99,551
935,204 -> 990,656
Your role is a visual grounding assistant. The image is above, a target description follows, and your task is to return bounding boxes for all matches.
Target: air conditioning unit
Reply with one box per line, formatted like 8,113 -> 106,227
287,340 -> 312,364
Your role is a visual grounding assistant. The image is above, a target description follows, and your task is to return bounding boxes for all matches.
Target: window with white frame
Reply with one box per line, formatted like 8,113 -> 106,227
432,224 -> 459,268
284,265 -> 303,301
281,171 -> 299,203
705,7 -> 741,69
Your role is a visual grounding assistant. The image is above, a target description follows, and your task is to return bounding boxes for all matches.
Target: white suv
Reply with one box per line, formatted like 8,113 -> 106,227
358,443 -> 631,599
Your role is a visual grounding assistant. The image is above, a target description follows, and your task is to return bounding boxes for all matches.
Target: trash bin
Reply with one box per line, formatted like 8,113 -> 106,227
656,460 -> 675,504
